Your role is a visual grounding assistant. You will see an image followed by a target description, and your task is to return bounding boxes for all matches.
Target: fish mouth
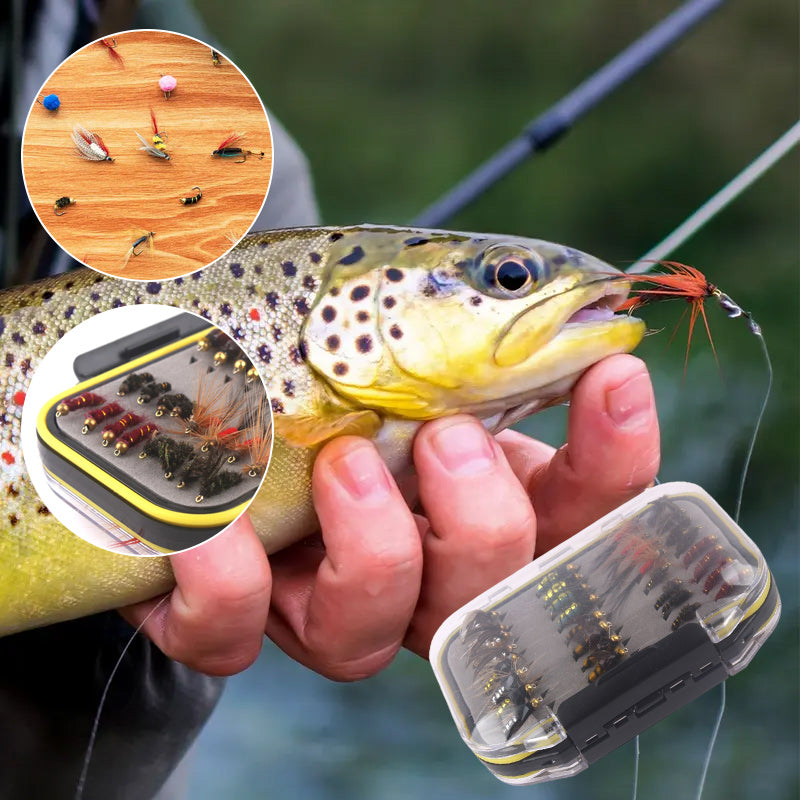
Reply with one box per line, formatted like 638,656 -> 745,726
564,279 -> 632,325
494,277 -> 636,368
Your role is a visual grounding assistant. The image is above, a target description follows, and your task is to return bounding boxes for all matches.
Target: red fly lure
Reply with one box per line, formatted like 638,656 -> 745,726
619,261 -> 762,375
100,38 -> 124,67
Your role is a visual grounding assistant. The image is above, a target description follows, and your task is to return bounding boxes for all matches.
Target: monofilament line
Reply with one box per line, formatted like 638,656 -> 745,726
74,595 -> 170,800
627,120 -> 800,274
625,125 -> 793,800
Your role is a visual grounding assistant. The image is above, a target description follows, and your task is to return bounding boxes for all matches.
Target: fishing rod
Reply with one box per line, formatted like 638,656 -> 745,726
412,0 -> 726,229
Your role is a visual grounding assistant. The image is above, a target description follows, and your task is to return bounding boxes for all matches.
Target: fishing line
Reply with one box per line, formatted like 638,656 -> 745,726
74,595 -> 170,800
623,128 -> 792,800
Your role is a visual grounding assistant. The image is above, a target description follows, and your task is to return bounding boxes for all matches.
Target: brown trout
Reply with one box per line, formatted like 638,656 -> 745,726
0,226 -> 644,635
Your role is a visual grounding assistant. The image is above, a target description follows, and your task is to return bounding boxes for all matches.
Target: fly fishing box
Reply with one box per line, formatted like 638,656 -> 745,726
36,313 -> 272,555
430,482 -> 780,785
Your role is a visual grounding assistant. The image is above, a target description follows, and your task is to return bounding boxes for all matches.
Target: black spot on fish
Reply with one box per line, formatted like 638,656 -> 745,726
330,287 -> 340,297
389,325 -> 403,340
329,232 -> 343,242
298,339 -> 308,360
4,353 -> 13,368
271,398 -> 285,414
64,281 -> 74,290
94,276 -> 104,284
192,271 -> 203,280
230,263 -> 244,278
350,285 -> 370,302
11,333 -> 24,345
8,514 -> 18,527
338,245 -> 365,266
333,362 -> 348,376
383,296 -> 396,309
356,310 -> 370,323
403,236 -> 429,246
310,252 -> 322,264
355,335 -> 373,353
272,324 -> 283,342
293,298 -> 310,316
6,484 -> 18,497
255,266 -> 263,275
90,292 -> 100,302
289,345 -> 304,365
192,299 -> 200,307
231,327 -> 244,340
146,282 -> 162,295
470,295 -> 483,306
20,358 -> 31,376
246,284 -> 256,296
386,268 -> 404,282
283,379 -> 295,397
112,299 -> 123,308
259,241 -> 269,249
551,253 -> 567,266
326,335 -> 341,351
303,274 -> 317,290
258,344 -> 272,363
201,310 -> 211,320
42,290 -> 54,301
32,321 -> 45,335
266,292 -> 279,309
220,303 -> 233,316
281,261 -> 297,277
175,277 -> 184,286
322,306 -> 336,323
64,306 -> 75,320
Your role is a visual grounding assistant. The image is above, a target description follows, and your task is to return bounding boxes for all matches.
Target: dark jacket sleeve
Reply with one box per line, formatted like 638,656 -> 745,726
0,612 -> 224,800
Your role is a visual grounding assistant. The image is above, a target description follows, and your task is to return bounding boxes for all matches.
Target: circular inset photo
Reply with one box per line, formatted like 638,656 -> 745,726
21,306 -> 273,556
21,29 -> 273,280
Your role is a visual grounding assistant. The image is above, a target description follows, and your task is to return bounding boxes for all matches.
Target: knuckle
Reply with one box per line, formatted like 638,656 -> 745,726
316,644 -> 400,683
184,640 -> 264,677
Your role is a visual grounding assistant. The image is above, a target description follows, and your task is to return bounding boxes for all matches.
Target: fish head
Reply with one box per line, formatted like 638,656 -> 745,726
303,227 -> 644,421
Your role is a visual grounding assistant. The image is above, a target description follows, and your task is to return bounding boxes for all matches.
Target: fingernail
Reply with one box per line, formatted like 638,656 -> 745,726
329,443 -> 392,501
429,418 -> 495,475
606,369 -> 655,430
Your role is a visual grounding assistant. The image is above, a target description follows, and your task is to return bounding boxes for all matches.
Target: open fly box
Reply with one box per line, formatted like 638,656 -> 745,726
36,313 -> 272,555
430,482 -> 780,785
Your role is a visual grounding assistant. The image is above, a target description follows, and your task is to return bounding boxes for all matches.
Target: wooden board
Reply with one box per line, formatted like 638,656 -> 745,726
22,30 -> 273,280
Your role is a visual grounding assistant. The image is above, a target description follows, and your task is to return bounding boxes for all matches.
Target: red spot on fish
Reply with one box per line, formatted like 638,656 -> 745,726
1,452 -> 15,465
13,391 -> 25,406
249,308 -> 260,321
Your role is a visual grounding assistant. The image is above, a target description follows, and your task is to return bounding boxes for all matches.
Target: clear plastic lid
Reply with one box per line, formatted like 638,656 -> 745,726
430,482 -> 775,764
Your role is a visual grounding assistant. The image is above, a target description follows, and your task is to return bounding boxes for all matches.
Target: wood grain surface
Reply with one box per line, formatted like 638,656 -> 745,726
22,30 -> 273,280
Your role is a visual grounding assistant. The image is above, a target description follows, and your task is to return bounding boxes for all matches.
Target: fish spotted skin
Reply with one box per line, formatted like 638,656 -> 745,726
0,226 -> 644,635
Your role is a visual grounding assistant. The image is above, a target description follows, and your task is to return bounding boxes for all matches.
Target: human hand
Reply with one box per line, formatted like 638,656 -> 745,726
266,353 -> 659,676
122,353 -> 659,679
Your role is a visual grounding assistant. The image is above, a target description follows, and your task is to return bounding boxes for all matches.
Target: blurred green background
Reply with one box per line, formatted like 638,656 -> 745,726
155,1 -> 797,797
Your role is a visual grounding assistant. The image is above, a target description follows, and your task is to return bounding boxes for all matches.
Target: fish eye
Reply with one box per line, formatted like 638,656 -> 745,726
495,259 -> 533,292
473,245 -> 547,299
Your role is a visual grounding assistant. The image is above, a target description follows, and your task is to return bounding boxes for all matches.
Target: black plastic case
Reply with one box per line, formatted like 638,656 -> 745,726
430,482 -> 780,784
36,314 -> 271,554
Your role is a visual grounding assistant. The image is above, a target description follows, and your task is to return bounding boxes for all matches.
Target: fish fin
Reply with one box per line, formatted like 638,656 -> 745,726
274,410 -> 381,447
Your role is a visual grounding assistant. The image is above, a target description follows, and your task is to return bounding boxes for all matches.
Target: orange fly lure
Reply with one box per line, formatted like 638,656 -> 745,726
618,261 -> 761,374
